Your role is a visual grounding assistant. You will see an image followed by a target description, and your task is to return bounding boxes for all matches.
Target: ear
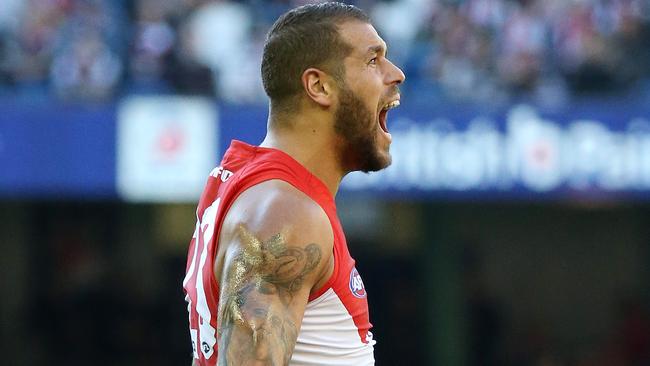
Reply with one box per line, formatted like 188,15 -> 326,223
301,68 -> 334,108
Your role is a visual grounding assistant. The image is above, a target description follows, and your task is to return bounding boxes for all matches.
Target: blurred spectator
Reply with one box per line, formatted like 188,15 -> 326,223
163,20 -> 215,96
129,0 -> 178,91
371,0 -> 433,66
185,0 -> 264,102
497,0 -> 547,93
50,30 -> 122,100
8,0 -> 71,90
0,0 -> 648,103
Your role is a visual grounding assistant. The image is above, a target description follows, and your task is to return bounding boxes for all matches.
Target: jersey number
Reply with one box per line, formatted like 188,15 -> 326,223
183,197 -> 221,360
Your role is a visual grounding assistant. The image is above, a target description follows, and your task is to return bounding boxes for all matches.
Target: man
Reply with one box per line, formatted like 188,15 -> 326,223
182,2 -> 405,365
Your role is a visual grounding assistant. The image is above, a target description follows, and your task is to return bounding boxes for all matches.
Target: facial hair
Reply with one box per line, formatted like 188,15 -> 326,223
334,85 -> 391,173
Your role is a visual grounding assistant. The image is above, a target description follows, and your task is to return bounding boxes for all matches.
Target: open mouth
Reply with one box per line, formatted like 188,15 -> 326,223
378,100 -> 401,133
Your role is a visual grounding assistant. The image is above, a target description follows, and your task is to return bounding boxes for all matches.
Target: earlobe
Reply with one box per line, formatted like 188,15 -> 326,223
302,68 -> 333,108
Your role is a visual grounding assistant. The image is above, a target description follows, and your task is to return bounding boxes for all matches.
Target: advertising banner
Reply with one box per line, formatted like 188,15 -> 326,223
116,96 -> 218,202
3,96 -> 650,201
343,104 -> 650,200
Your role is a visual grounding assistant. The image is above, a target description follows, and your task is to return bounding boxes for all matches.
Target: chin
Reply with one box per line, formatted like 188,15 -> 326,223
358,149 -> 392,173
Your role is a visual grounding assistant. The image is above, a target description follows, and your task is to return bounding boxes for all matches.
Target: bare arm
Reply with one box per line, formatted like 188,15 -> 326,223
216,181 -> 333,365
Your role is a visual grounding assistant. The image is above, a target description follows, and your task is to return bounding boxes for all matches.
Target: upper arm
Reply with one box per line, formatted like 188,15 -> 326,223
216,180 -> 333,365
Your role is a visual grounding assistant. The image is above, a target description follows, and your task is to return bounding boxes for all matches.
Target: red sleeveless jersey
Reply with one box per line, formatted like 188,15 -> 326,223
182,140 -> 375,366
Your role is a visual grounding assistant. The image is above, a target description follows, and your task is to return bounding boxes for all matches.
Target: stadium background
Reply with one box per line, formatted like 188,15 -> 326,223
1,0 -> 650,365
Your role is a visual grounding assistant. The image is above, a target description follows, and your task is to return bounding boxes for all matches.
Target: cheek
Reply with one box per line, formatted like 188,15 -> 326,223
362,78 -> 383,100
350,71 -> 382,101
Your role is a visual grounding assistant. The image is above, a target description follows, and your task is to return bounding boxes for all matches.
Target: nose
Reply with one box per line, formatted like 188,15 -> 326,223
385,58 -> 405,85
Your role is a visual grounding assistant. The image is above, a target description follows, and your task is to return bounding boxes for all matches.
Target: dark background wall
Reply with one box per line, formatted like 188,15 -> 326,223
2,201 -> 648,366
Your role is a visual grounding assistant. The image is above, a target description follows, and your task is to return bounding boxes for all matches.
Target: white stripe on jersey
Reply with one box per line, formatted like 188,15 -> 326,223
290,288 -> 376,366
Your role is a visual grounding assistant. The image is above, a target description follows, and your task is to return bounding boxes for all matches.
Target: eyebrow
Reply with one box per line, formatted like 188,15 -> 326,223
366,44 -> 387,56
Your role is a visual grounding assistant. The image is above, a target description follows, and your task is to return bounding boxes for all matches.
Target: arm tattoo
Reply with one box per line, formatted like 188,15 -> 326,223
217,224 -> 322,365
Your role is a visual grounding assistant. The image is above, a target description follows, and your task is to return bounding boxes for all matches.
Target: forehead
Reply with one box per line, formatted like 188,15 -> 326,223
337,20 -> 386,56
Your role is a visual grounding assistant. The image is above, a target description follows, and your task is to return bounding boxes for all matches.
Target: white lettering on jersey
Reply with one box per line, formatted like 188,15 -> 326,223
186,197 -> 221,359
209,166 -> 234,182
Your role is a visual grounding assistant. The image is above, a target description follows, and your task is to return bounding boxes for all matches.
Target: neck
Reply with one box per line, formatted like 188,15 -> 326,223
260,113 -> 345,197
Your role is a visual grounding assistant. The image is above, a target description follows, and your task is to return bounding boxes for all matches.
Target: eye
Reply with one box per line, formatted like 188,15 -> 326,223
368,57 -> 378,65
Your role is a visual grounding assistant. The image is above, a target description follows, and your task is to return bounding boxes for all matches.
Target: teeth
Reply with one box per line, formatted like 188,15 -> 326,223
383,100 -> 400,110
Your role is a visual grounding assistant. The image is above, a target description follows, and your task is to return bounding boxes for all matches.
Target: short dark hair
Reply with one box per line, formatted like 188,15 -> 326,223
261,2 -> 370,110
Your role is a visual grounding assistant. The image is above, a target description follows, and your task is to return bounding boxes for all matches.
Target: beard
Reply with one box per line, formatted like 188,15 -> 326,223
334,85 -> 391,173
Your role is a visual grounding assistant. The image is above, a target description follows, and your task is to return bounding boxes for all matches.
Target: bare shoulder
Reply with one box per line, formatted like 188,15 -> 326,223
233,179 -> 331,232
220,179 -> 334,265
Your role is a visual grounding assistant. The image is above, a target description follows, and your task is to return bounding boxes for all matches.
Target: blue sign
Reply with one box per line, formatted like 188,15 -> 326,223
2,96 -> 650,201
342,104 -> 650,201
0,100 -> 116,198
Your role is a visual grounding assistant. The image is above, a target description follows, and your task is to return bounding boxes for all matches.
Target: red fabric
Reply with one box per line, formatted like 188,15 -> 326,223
183,140 -> 372,366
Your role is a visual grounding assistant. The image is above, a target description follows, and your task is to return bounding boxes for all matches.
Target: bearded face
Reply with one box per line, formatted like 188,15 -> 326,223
334,83 -> 392,173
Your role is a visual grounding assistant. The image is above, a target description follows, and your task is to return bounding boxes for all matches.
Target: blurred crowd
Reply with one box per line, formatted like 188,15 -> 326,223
0,0 -> 649,104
